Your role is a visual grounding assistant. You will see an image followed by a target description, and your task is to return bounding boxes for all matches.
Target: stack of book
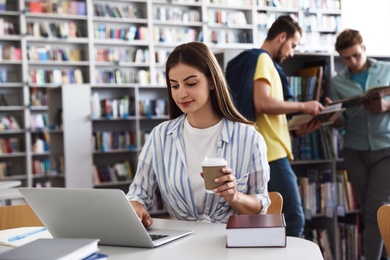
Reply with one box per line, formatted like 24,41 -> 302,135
0,238 -> 107,260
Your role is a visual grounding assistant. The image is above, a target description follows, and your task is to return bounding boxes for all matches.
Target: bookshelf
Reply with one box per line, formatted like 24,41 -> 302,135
1,0 -> 346,246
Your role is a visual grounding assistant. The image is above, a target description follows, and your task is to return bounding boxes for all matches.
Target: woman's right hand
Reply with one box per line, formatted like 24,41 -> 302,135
130,201 -> 153,227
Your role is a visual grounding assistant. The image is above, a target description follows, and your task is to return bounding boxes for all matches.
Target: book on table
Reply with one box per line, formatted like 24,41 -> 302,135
288,103 -> 345,130
226,213 -> 286,248
332,85 -> 390,108
0,238 -> 100,260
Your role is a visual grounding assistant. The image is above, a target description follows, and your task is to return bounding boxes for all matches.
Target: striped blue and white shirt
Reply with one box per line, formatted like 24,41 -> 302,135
127,115 -> 270,223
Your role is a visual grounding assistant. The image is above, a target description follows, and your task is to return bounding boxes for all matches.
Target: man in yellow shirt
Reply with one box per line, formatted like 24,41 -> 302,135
226,16 -> 323,237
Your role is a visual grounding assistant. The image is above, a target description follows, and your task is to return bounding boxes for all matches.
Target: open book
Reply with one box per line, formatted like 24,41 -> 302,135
332,85 -> 390,108
288,103 -> 345,130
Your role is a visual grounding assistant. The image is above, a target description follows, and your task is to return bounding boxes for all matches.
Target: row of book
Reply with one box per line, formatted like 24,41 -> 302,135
298,169 -> 336,218
0,19 -> 17,36
0,45 -> 22,61
0,94 -> 8,106
0,69 -> 6,83
303,14 -> 341,32
94,69 -> 149,85
155,49 -> 170,64
291,125 -> 341,161
94,24 -> 148,41
299,168 -> 358,218
30,114 -> 49,130
0,137 -> 21,154
208,10 -> 248,25
30,88 -> 48,106
210,0 -> 253,6
32,156 -> 64,175
95,47 -> 149,63
257,13 -> 299,30
336,170 -> 358,213
27,21 -> 83,39
209,30 -> 252,44
302,0 -> 341,9
32,158 -> 52,175
338,221 -> 361,259
92,131 -> 137,152
0,161 -> 11,178
0,116 -> 21,130
27,45 -> 83,62
139,99 -> 168,117
32,135 -> 50,153
155,27 -> 198,43
28,68 -> 84,85
92,160 -> 134,184
307,31 -> 337,45
154,7 -> 201,22
93,4 -> 143,19
91,95 -> 134,120
0,0 -> 5,11
27,0 -> 86,16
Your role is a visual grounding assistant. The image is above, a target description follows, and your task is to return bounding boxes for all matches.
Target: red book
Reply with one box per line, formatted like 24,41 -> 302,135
226,214 -> 286,248
29,2 -> 43,13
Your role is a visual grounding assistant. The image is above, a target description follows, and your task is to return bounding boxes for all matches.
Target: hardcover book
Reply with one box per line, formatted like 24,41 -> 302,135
0,238 -> 99,260
226,213 -> 286,248
332,85 -> 390,108
288,103 -> 345,130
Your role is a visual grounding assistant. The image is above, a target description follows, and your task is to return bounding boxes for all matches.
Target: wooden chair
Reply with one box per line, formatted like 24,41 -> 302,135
0,204 -> 44,230
267,191 -> 283,214
377,204 -> 390,255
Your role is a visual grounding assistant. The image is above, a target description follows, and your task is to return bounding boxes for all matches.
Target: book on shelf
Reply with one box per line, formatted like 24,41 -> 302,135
226,214 -> 286,248
288,103 -> 345,130
0,238 -> 100,260
298,65 -> 323,102
332,85 -> 390,108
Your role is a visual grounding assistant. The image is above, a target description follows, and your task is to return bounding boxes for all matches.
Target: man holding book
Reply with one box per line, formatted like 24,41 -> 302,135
226,15 -> 324,238
329,29 -> 390,260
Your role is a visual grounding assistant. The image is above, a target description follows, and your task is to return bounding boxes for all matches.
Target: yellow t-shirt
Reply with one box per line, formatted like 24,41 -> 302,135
253,53 -> 293,162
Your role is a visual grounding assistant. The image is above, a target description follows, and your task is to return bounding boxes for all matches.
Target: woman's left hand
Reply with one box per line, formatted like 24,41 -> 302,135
213,167 -> 238,202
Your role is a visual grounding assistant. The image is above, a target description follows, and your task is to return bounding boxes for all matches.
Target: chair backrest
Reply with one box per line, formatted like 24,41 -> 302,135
267,191 -> 283,214
0,204 -> 44,230
377,204 -> 390,255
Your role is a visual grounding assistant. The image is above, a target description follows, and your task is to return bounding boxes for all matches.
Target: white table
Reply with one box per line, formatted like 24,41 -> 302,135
0,181 -> 21,189
0,219 -> 323,259
0,188 -> 25,206
99,219 -> 324,260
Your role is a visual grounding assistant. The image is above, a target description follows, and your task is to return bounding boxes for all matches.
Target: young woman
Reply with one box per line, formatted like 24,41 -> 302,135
127,42 -> 270,227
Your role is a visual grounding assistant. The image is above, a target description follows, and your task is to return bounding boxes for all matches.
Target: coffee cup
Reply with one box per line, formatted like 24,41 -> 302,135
201,157 -> 227,193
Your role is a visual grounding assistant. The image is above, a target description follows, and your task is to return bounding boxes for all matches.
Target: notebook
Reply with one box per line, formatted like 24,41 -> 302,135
18,188 -> 193,248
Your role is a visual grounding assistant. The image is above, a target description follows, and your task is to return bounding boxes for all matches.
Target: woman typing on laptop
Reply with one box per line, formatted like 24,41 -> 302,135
126,42 -> 270,227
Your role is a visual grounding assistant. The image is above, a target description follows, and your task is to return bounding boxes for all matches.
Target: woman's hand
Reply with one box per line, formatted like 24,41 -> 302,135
200,167 -> 237,202
212,167 -> 238,202
130,201 -> 153,227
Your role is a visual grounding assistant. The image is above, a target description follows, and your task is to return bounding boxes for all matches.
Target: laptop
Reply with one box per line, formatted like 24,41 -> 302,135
19,188 -> 193,248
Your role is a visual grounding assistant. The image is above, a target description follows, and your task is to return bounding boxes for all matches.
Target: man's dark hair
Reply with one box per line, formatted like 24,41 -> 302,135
335,29 -> 363,52
265,15 -> 302,41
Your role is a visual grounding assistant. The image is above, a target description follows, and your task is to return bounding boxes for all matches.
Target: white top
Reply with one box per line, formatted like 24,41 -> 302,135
183,117 -> 223,214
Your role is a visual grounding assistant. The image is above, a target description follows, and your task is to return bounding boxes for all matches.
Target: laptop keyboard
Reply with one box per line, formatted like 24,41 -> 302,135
150,234 -> 169,241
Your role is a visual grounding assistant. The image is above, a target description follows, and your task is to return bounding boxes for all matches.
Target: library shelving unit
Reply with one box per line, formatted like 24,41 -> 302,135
0,0 -> 355,255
